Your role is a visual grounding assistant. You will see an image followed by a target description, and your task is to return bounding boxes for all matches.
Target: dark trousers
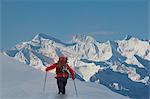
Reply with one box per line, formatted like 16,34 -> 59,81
57,77 -> 68,94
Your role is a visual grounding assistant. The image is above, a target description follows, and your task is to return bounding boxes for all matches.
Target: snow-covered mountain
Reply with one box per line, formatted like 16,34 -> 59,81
0,53 -> 128,99
3,33 -> 150,99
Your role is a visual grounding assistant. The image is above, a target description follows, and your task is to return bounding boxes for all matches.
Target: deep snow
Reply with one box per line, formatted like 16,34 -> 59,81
0,54 -> 128,99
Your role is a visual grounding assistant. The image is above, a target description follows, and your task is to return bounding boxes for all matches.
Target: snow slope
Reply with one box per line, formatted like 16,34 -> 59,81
0,54 -> 128,99
3,33 -> 150,98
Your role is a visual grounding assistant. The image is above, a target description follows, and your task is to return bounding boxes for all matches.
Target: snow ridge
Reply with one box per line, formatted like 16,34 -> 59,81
0,54 -> 128,99
3,33 -> 150,99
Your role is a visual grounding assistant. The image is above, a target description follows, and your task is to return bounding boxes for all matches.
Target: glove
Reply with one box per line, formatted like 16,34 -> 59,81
45,68 -> 49,72
72,76 -> 75,80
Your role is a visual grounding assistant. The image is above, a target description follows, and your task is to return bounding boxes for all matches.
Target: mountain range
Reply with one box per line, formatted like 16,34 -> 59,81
3,33 -> 150,99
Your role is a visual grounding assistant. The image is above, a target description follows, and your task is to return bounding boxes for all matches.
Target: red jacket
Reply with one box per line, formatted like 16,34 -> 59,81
45,63 -> 75,80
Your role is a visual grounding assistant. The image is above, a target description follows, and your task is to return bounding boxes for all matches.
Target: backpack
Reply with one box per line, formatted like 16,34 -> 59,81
56,64 -> 69,75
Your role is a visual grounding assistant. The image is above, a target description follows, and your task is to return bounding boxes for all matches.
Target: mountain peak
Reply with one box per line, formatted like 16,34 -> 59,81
124,35 -> 133,40
33,33 -> 55,40
32,33 -> 66,45
72,34 -> 95,43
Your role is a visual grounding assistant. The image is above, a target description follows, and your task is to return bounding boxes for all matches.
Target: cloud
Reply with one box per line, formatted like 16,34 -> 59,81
87,31 -> 118,36
67,31 -> 118,38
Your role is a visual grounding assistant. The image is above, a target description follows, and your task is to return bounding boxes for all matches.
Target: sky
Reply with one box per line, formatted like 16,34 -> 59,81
1,0 -> 149,49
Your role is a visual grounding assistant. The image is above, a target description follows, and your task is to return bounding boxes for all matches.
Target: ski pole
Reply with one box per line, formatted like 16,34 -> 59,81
43,71 -> 47,92
73,80 -> 78,97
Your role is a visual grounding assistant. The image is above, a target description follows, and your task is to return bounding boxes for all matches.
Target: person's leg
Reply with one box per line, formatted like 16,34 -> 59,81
58,78 -> 64,94
57,78 -> 62,94
62,78 -> 68,94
